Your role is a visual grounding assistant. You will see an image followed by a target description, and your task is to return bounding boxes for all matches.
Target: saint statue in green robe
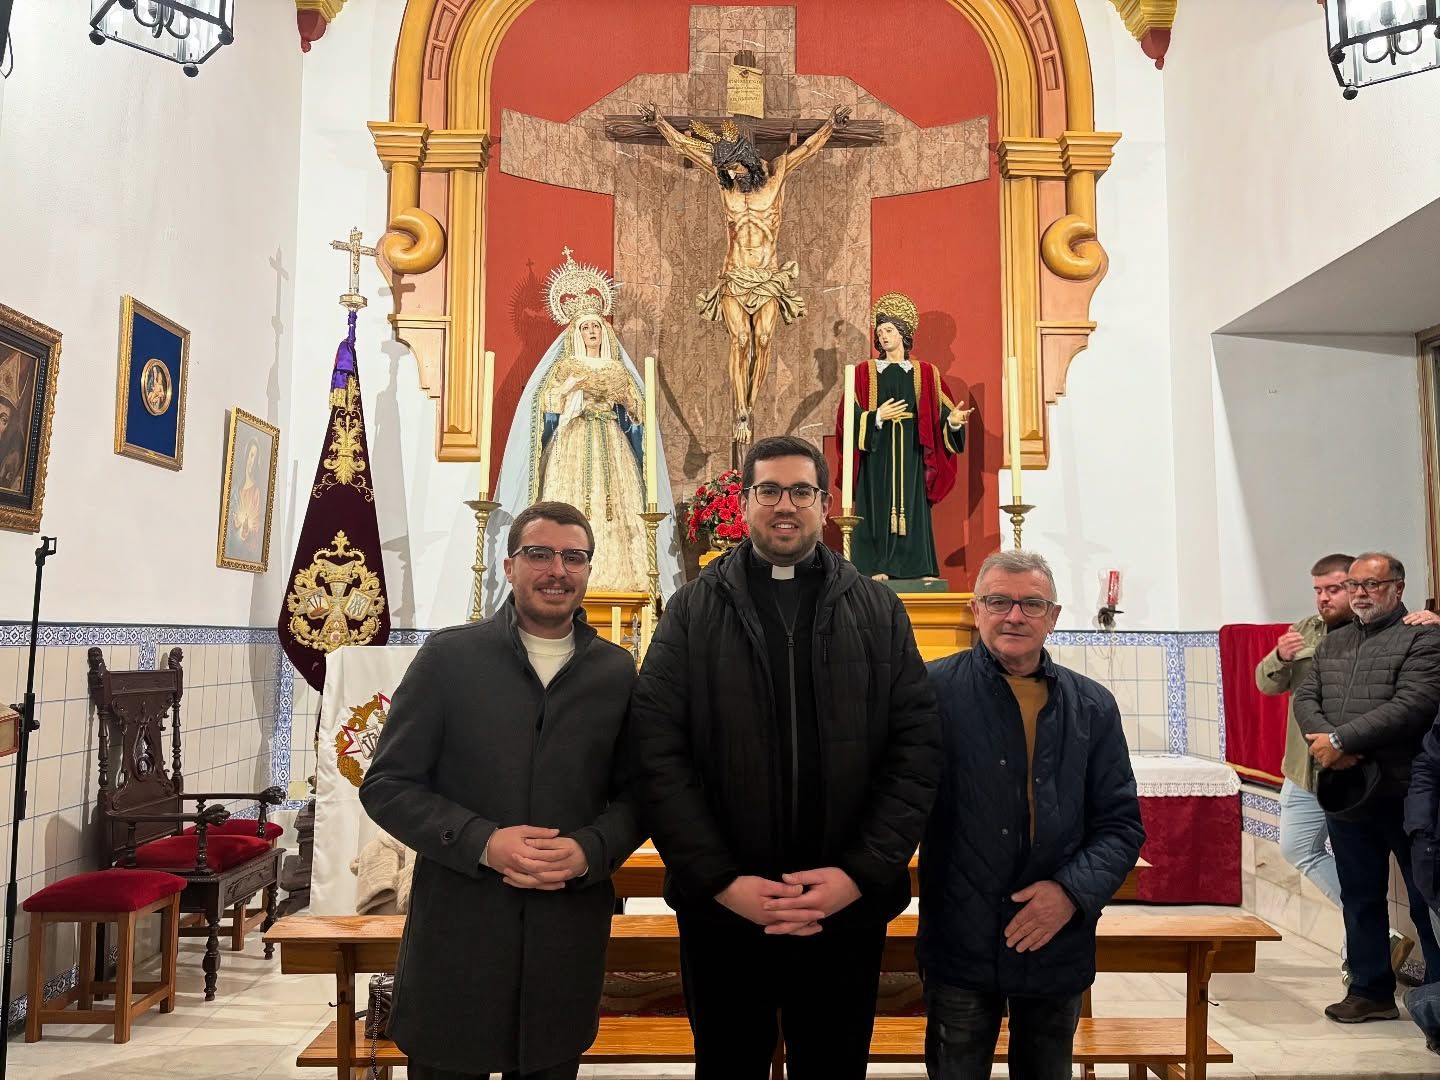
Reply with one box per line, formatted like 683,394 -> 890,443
835,293 -> 971,581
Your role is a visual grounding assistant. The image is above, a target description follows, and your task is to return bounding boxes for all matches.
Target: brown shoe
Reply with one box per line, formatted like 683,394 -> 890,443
1324,993 -> 1399,1023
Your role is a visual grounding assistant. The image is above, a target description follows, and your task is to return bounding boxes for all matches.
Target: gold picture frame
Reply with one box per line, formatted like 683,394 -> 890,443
0,303 -> 62,533
114,295 -> 190,470
216,408 -> 280,573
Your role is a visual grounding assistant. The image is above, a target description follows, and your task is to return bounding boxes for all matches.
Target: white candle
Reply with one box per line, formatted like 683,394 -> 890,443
479,349 -> 496,498
1005,354 -> 1022,504
842,364 -> 856,515
643,355 -> 659,508
639,603 -> 654,660
610,605 -> 622,645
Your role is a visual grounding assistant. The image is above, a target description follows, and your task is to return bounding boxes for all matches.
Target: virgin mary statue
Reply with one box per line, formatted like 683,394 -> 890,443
486,249 -> 682,610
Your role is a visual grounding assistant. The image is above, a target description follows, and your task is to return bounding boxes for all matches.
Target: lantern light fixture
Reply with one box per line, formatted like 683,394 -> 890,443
88,0 -> 233,77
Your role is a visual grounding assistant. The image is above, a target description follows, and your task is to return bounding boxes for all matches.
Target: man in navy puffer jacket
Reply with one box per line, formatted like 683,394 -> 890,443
919,550 -> 1144,1080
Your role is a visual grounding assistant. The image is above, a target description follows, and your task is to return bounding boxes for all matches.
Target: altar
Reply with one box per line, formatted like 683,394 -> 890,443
1130,754 -> 1242,906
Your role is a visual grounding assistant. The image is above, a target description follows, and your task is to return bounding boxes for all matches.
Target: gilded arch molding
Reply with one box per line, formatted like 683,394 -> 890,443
372,0 -> 1118,466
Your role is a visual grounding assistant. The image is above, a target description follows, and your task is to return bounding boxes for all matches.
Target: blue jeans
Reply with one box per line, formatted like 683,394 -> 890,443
1279,778 -> 1343,907
923,981 -> 1083,1080
1327,799 -> 1440,1001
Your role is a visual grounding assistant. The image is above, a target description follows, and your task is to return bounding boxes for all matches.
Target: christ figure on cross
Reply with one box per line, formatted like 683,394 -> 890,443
640,101 -> 850,444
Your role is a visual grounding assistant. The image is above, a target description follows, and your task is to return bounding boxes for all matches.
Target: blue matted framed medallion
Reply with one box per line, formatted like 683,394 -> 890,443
0,302 -> 62,533
114,295 -> 189,470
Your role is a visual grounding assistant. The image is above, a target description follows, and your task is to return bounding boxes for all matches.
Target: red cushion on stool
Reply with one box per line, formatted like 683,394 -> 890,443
133,834 -> 271,872
23,869 -> 186,914
183,818 -> 284,841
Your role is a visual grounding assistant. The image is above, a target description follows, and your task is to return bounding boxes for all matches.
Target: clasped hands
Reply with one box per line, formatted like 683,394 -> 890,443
1305,734 -> 1359,771
486,825 -> 588,890
717,868 -> 861,936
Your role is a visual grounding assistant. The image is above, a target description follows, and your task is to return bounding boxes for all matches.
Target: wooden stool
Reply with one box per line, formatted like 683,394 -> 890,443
23,868 -> 186,1043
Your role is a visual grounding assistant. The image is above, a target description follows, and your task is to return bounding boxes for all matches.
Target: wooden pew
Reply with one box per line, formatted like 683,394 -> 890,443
270,910 -> 1277,1080
615,846 -> 1148,900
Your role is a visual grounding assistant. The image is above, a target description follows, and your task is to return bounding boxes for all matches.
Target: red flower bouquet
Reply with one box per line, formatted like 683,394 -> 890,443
685,469 -> 749,549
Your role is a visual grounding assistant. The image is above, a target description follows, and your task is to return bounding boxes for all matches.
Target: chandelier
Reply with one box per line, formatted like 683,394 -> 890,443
88,1 -> 234,77
1325,0 -> 1440,98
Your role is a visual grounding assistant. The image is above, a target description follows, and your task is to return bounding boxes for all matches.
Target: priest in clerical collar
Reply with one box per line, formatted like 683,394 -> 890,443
632,434 -> 939,1080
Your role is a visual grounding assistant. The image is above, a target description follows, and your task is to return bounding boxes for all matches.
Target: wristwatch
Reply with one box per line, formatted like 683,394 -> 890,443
1328,732 -> 1344,752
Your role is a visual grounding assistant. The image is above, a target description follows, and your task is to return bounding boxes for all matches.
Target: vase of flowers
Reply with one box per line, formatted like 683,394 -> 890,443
686,469 -> 748,565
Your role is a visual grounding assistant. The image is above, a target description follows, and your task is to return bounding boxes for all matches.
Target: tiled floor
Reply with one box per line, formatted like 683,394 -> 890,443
6,908 -> 1439,1078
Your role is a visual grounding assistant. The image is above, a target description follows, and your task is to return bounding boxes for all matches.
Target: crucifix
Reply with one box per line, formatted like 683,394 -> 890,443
329,226 -> 377,311
616,51 -> 881,450
496,18 -> 989,485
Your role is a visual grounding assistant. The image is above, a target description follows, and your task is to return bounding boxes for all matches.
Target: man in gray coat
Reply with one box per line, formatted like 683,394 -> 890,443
360,501 -> 641,1079
1294,552 -> 1440,1024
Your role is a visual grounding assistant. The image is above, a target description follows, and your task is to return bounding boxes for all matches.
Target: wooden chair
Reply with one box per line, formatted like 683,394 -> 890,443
89,646 -> 285,1000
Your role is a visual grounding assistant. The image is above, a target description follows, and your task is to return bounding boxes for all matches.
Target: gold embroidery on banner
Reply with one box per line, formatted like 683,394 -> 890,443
335,692 -> 390,789
285,530 -> 387,653
313,375 -> 373,500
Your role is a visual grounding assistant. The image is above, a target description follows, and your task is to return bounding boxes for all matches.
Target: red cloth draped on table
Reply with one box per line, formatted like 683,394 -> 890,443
1131,755 -> 1243,904
1219,622 -> 1290,788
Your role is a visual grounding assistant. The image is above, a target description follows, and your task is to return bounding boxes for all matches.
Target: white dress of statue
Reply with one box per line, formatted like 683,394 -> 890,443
487,249 -> 682,609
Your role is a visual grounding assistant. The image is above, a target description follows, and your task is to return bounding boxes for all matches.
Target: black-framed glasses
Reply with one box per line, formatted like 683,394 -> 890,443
745,482 -> 822,507
510,545 -> 593,572
976,594 -> 1056,617
1343,578 -> 1398,594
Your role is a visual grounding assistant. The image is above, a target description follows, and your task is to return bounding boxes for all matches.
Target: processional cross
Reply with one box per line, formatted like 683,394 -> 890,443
329,227 -> 377,311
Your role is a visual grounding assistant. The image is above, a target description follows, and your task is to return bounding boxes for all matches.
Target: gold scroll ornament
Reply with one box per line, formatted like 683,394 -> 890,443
335,693 -> 389,789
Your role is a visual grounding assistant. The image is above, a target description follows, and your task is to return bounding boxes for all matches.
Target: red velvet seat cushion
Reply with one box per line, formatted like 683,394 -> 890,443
132,834 -> 271,872
24,869 -> 186,913
183,818 -> 283,841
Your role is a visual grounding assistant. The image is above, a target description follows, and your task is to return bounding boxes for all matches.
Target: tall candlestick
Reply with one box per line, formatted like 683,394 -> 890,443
643,354 -> 659,507
1005,354 -> 1022,504
610,605 -> 622,645
478,349 -> 496,497
842,363 -> 856,514
639,603 -> 655,661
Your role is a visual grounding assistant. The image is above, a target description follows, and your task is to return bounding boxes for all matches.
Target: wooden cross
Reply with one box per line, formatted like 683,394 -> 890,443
329,227 -> 377,311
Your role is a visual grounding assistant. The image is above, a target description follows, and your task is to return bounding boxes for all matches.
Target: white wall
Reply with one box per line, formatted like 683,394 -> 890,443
1213,333 -> 1426,622
0,3 -> 303,626
1163,0 -> 1440,627
284,0 -> 478,632
1030,0 -> 1178,630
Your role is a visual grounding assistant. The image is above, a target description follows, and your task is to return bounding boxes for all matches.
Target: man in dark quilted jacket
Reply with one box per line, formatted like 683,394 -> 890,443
1295,552 -> 1440,1024
920,550 -> 1144,1080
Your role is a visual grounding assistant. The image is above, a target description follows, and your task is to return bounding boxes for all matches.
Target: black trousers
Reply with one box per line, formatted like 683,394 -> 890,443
405,1059 -> 579,1080
677,908 -> 887,1080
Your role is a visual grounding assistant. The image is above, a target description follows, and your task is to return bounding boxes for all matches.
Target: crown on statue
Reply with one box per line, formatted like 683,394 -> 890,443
690,118 -> 741,145
0,349 -> 19,410
546,246 -> 616,326
872,292 -> 919,335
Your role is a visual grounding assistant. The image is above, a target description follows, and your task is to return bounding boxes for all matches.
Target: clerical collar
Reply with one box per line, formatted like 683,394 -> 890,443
748,547 -> 821,580
877,358 -> 913,373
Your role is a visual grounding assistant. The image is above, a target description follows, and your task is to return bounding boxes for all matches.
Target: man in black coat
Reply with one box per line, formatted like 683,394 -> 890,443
360,502 -> 641,1080
1294,552 -> 1440,1024
1405,717 -> 1440,1054
920,550 -> 1143,1080
631,435 -> 939,1080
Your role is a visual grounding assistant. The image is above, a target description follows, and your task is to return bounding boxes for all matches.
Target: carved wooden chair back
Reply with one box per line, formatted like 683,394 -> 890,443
88,646 -> 186,865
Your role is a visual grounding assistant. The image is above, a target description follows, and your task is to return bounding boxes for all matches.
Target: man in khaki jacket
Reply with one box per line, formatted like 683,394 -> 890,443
1256,553 -> 1355,907
1258,553 -> 1439,983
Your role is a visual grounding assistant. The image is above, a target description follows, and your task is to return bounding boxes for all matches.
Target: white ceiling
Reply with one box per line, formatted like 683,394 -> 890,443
1218,196 -> 1440,336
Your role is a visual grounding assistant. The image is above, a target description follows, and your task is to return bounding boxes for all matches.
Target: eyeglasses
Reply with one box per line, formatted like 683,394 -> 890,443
745,483 -> 822,508
510,545 -> 593,572
1343,578 -> 1399,594
976,594 -> 1056,617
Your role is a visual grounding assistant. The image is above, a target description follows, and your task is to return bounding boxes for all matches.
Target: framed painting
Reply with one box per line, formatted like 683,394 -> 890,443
216,408 -> 279,572
114,296 -> 189,469
0,303 -> 62,534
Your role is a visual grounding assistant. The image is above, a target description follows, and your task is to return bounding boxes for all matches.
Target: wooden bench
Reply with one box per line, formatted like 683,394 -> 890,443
270,909 -> 1276,1080
614,847 -> 1148,901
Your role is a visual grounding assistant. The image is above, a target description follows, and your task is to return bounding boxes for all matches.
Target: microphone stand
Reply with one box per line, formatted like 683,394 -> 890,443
0,536 -> 56,1072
